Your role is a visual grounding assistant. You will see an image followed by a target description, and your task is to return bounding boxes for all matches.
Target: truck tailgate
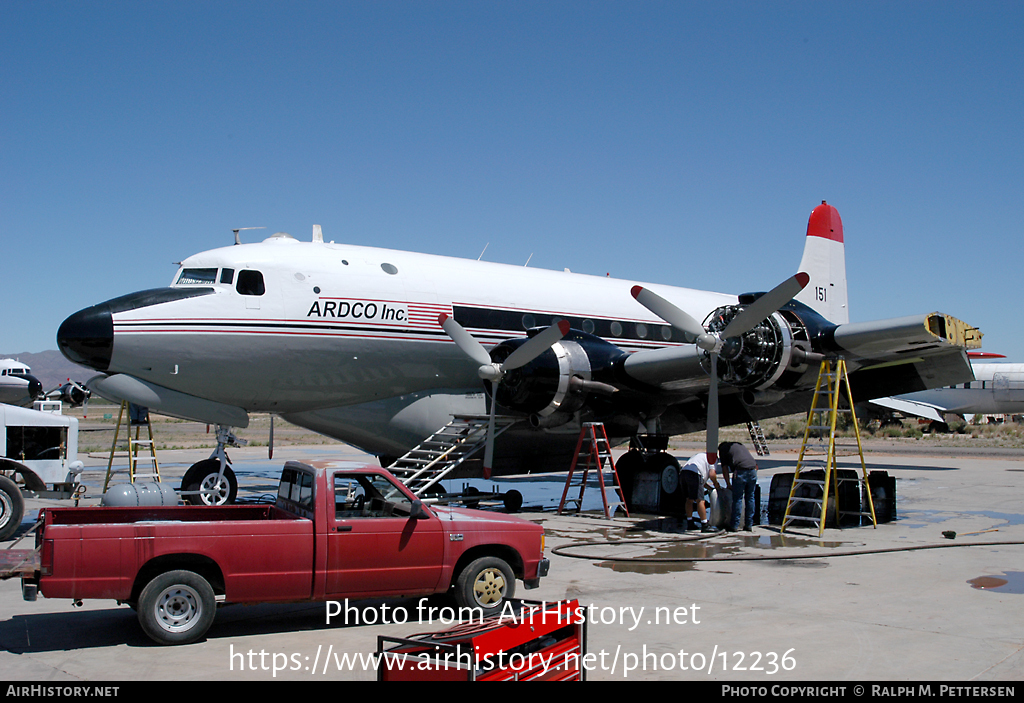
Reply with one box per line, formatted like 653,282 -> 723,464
0,549 -> 39,579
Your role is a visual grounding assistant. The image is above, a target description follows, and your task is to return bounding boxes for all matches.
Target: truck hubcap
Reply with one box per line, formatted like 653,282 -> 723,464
155,585 -> 202,632
473,568 -> 506,606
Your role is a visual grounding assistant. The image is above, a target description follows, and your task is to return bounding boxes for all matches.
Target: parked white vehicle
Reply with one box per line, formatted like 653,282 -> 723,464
0,402 -> 84,539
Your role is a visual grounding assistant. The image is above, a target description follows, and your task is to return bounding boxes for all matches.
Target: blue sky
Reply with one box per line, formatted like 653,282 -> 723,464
3,1 -> 1022,360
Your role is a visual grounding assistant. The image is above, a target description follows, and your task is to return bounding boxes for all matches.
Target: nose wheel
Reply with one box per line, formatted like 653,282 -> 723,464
180,459 -> 238,505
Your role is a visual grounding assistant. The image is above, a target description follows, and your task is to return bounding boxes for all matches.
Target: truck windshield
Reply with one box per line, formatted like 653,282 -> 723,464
6,426 -> 65,462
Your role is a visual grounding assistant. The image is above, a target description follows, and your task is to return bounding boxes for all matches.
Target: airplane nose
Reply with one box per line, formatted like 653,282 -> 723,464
57,303 -> 113,371
26,375 -> 42,399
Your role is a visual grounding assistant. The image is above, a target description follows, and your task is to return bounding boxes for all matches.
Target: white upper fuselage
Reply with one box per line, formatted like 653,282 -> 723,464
107,233 -> 733,414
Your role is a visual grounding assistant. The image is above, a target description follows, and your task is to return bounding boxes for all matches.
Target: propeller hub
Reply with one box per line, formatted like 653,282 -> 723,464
478,364 -> 503,382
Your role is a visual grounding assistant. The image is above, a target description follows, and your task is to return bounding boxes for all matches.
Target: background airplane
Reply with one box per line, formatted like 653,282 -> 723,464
868,353 -> 1024,431
56,202 -> 982,502
0,359 -> 42,407
0,358 -> 91,410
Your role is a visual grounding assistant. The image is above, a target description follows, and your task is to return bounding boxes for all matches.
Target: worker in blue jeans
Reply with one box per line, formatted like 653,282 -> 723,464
718,441 -> 758,532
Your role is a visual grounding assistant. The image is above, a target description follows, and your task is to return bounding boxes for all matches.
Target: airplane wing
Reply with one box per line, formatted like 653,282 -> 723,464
621,311 -> 979,401
867,396 -> 946,423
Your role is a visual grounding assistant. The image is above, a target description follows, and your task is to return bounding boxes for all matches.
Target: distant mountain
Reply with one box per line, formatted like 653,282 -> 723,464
1,350 -> 98,391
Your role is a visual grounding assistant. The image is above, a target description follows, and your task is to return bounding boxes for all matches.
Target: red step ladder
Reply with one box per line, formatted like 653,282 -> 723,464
558,423 -> 628,519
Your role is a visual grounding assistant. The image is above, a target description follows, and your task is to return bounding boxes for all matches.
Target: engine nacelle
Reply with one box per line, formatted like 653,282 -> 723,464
701,306 -> 794,390
489,330 -> 627,428
700,295 -> 838,396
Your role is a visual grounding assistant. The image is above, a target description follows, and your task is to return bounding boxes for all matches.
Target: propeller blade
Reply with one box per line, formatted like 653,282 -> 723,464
631,286 -> 706,339
501,319 -> 571,371
269,414 -> 274,460
438,313 -> 492,367
721,272 -> 810,339
483,380 -> 497,479
706,350 -> 719,464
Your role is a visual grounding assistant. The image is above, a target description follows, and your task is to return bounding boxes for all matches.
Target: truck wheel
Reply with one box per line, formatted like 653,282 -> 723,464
454,556 -> 515,612
180,459 -> 237,505
138,570 -> 216,645
0,475 -> 25,541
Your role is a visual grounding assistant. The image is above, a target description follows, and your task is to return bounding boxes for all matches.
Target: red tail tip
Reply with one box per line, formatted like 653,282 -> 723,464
806,202 -> 844,243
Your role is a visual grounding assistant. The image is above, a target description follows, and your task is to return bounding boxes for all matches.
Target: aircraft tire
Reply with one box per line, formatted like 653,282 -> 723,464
454,556 -> 515,613
0,475 -> 24,541
137,569 -> 216,645
612,450 -> 646,511
180,459 -> 238,506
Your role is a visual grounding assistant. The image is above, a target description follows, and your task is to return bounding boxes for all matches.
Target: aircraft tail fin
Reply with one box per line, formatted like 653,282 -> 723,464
793,201 -> 849,324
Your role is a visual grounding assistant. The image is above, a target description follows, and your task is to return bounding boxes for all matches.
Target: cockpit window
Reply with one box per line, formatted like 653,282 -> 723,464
220,268 -> 235,284
177,268 -> 218,285
236,270 -> 265,296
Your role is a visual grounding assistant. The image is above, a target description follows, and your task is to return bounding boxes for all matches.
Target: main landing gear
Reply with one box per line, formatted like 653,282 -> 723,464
612,435 -> 688,517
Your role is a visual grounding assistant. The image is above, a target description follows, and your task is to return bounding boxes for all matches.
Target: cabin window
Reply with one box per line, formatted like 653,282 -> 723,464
236,270 -> 265,296
177,268 -> 218,285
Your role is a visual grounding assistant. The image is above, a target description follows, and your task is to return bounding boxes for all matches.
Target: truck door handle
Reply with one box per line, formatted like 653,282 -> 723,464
334,525 -> 352,532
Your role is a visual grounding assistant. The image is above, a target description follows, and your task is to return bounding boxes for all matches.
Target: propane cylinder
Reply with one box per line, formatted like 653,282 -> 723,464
101,482 -> 180,507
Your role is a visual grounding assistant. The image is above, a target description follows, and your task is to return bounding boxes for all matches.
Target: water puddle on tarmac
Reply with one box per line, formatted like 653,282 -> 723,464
967,572 -> 1024,594
578,531 -> 847,574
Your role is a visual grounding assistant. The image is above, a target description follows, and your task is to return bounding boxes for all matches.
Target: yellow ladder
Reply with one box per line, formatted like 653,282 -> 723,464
781,359 -> 876,536
558,423 -> 629,519
103,401 -> 162,491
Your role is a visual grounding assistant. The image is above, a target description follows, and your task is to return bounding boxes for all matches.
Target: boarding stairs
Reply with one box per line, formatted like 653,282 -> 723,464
781,359 -> 876,536
103,401 -> 162,492
558,422 -> 628,519
389,414 -> 519,497
746,421 -> 771,456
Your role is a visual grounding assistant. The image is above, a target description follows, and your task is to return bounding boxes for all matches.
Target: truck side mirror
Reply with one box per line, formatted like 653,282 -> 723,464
409,499 -> 429,520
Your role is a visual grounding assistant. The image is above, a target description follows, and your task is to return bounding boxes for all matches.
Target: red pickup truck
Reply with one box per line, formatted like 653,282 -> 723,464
17,461 -> 549,645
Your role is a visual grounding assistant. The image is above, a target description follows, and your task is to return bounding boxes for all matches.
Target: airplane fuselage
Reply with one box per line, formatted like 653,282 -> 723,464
80,235 -> 730,415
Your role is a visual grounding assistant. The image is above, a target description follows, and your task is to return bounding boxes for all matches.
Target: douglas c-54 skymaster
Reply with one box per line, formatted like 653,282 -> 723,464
57,202 -> 981,503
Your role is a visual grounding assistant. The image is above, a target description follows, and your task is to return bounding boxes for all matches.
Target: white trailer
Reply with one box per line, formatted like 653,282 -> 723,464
0,402 -> 84,539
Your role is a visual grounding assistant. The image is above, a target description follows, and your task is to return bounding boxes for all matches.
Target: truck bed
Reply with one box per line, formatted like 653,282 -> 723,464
42,504 -> 293,526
